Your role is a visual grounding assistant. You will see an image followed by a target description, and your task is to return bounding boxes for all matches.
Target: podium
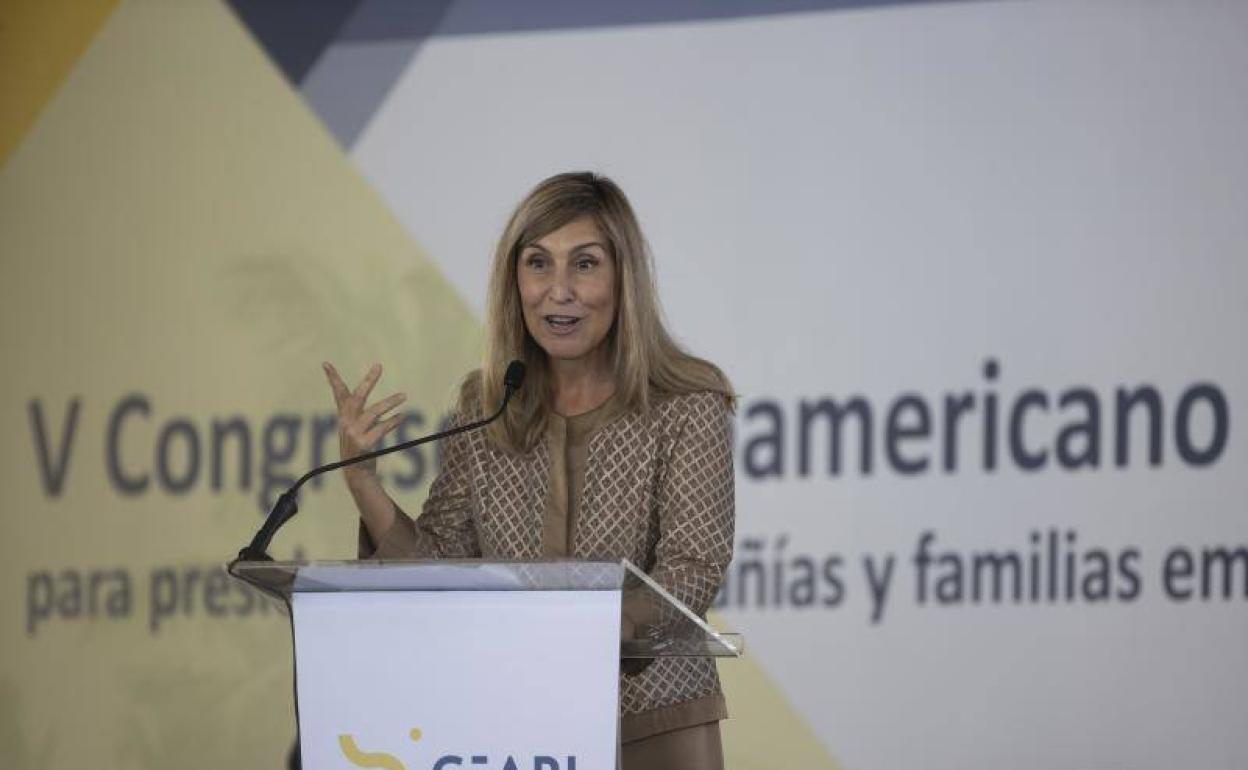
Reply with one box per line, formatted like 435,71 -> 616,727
231,559 -> 743,769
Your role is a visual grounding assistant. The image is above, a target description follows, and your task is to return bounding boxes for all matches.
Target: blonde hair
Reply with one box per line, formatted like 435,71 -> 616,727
466,171 -> 733,453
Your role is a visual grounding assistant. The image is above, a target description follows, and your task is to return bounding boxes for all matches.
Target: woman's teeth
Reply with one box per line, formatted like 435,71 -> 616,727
546,316 -> 580,327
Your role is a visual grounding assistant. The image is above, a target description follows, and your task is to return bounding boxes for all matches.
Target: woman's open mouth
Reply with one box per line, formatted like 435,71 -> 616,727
544,314 -> 582,335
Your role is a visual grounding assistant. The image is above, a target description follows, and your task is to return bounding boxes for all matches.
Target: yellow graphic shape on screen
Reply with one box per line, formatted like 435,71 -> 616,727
339,734 -> 407,770
713,612 -> 844,770
0,0 -> 119,167
0,0 -> 479,767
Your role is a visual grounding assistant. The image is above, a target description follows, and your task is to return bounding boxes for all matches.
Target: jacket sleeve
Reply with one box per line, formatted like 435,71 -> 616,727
357,412 -> 482,559
645,391 -> 736,620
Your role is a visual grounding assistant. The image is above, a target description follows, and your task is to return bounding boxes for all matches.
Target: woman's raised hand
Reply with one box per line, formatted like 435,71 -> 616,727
322,362 -> 406,481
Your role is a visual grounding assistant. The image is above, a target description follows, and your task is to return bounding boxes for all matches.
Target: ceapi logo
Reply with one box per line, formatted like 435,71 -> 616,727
338,728 -> 578,770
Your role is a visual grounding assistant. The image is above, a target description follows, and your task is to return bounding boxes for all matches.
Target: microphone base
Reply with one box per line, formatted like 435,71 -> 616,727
235,546 -> 274,563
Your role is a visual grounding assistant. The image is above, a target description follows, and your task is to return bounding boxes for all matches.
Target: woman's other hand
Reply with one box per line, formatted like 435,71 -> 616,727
322,362 -> 406,484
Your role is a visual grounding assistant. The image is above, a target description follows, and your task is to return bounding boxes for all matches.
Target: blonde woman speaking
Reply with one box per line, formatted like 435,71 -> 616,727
324,172 -> 736,769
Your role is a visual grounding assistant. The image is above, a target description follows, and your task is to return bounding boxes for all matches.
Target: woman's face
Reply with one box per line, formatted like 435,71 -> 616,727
517,216 -> 618,368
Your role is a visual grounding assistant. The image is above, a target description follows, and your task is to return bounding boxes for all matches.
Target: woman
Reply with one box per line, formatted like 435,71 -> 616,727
323,172 -> 735,769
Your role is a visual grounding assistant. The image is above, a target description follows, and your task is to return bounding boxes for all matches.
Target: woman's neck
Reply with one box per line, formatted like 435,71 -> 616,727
549,356 -> 616,417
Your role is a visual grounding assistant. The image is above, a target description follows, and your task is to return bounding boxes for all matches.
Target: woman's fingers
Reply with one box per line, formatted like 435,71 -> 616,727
323,361 -> 402,463
362,391 -> 407,422
322,361 -> 351,407
361,412 -> 405,448
353,363 -> 383,405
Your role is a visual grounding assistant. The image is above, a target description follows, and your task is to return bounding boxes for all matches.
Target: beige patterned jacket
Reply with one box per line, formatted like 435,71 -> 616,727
359,389 -> 736,739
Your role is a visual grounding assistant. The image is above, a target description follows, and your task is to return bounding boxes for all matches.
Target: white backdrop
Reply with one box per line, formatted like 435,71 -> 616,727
350,1 -> 1247,766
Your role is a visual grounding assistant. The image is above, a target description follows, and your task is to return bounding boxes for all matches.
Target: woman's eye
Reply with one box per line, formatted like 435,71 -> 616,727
524,255 -> 547,270
576,257 -> 598,271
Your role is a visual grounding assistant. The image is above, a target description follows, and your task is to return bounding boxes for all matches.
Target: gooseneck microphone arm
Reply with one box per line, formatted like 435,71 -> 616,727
231,361 -> 526,565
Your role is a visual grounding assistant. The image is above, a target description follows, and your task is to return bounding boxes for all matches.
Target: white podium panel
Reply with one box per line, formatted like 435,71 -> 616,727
228,558 -> 742,768
292,589 -> 620,769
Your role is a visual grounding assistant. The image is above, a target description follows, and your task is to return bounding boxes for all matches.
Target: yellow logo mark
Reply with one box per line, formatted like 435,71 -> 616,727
338,729 -> 422,770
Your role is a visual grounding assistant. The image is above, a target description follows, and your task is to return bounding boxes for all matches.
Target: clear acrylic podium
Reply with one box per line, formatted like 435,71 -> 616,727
231,559 -> 742,769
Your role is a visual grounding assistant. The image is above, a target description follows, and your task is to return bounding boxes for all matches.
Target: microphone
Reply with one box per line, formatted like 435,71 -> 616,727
231,361 -> 526,565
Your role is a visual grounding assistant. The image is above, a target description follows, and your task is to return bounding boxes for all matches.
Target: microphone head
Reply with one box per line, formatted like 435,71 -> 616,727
503,360 -> 526,392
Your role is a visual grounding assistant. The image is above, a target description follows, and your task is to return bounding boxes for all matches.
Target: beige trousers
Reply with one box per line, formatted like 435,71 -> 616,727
620,722 -> 724,770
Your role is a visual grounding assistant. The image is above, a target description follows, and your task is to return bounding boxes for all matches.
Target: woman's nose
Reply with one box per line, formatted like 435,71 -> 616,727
549,272 -> 575,302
